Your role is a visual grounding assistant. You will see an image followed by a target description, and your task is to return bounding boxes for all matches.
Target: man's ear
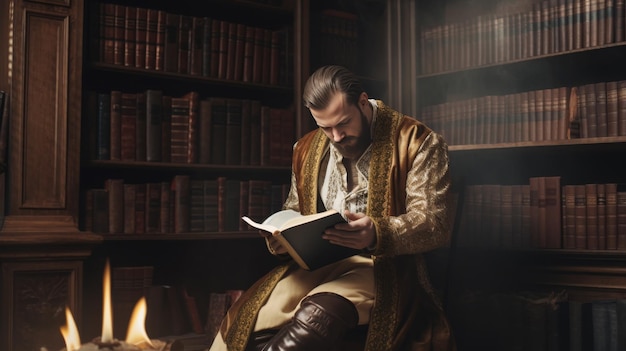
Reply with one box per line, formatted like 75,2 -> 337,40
359,92 -> 369,108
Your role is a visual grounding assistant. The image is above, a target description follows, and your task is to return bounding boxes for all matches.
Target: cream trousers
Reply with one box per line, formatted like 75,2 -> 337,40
209,255 -> 375,351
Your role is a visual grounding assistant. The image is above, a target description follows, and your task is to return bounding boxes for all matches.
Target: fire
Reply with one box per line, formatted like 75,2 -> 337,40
58,259 -> 165,351
60,307 -> 81,351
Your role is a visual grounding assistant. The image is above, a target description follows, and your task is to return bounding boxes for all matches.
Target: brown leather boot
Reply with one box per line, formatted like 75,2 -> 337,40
260,292 -> 359,351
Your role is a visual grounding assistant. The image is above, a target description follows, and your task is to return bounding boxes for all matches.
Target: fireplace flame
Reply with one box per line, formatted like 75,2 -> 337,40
60,259 -> 160,350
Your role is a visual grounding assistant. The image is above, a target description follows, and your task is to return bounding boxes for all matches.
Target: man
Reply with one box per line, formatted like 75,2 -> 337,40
209,65 -> 455,351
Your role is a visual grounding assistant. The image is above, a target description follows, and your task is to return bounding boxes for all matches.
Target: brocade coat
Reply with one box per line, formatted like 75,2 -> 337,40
219,101 -> 455,351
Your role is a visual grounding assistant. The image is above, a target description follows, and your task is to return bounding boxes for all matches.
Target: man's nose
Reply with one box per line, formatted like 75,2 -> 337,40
331,128 -> 344,142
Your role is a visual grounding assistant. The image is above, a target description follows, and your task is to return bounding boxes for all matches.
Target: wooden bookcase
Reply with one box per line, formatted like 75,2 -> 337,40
410,0 -> 626,349
78,0 -> 299,343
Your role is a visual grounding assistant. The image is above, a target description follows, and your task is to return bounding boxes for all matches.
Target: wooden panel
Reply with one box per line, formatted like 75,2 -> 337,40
21,11 -> 68,209
7,0 -> 82,229
0,260 -> 82,351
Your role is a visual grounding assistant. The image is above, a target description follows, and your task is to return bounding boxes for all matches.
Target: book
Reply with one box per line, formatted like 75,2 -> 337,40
242,209 -> 360,271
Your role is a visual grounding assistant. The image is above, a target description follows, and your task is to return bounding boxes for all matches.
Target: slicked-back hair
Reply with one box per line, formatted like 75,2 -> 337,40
302,65 -> 364,110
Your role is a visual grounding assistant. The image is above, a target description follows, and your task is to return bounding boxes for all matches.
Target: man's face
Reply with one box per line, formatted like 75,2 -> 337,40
310,92 -> 371,160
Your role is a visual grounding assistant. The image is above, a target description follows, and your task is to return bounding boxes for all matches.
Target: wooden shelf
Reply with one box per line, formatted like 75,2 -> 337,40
84,160 -> 291,173
99,231 -> 262,241
449,136 -> 626,152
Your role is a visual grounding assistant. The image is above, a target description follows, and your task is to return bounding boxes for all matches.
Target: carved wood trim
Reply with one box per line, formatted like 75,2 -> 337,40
0,260 -> 82,351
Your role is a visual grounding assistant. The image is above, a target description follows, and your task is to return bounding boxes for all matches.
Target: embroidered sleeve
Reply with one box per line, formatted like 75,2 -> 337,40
374,132 -> 452,256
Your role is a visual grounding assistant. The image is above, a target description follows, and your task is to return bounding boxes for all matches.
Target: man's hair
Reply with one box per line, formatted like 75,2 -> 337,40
302,65 -> 364,110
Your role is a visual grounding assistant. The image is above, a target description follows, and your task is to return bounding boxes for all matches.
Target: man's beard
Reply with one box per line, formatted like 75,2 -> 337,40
331,109 -> 371,160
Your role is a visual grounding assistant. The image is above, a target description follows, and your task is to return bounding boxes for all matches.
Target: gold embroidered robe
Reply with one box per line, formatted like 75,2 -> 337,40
219,101 -> 455,351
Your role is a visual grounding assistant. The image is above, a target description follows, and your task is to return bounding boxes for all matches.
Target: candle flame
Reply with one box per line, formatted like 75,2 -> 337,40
61,258 -> 160,351
125,297 -> 154,347
101,259 -> 113,342
60,307 -> 81,351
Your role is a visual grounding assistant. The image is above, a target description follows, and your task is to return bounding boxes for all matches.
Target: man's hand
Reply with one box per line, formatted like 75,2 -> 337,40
322,211 -> 376,250
259,231 -> 288,255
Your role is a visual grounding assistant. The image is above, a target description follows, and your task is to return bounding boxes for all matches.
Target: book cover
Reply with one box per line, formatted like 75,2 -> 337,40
242,209 -> 361,271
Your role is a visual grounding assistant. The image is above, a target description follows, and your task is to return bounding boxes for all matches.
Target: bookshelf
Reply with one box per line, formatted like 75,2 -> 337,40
78,0 -> 300,343
412,0 -> 626,349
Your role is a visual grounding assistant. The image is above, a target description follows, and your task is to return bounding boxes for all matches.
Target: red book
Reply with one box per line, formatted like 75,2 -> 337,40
544,176 -> 562,249
242,26 -> 256,83
101,3 -> 116,64
160,181 -> 172,233
233,24 -> 247,81
134,7 -> 147,69
217,20 -> 230,79
170,96 -> 190,163
172,175 -> 191,233
178,15 -> 193,74
123,6 -> 136,67
225,22 -> 238,80
574,184 -> 587,249
155,10 -> 166,71
105,179 -> 124,234
119,92 -> 136,161
563,185 -> 577,249
606,183 -> 618,249
184,91 -> 200,164
190,16 -> 205,76
135,92 -> 147,162
123,183 -> 136,234
145,8 -> 159,70
606,81 -> 619,137
190,180 -> 205,232
145,182 -> 161,233
586,183 -> 599,250
134,183 -> 147,234
113,4 -> 125,65
146,89 -> 163,162
210,19 -> 222,78
164,13 -> 180,73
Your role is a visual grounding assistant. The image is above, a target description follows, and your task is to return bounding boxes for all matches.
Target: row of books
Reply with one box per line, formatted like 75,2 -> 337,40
99,3 -> 293,86
109,265 -> 242,347
457,177 -> 626,251
450,290 -> 626,351
420,0 -> 625,74
311,9 -> 359,72
577,80 -> 626,138
421,79 -> 626,145
85,176 -> 289,235
421,87 -> 572,145
89,90 -> 294,167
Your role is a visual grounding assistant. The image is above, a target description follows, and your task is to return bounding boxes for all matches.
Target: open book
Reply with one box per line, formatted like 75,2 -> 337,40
242,209 -> 361,271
